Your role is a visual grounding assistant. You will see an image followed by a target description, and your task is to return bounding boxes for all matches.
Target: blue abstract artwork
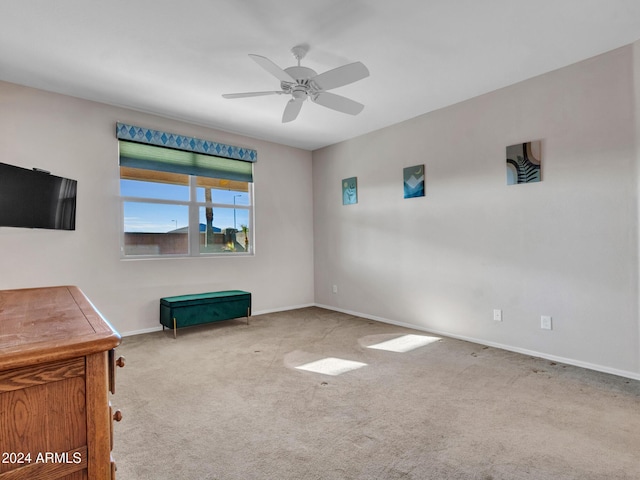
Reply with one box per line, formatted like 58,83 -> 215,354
342,177 -> 358,205
403,165 -> 425,198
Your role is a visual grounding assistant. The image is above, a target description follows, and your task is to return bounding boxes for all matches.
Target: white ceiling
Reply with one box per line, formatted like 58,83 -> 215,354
2,0 -> 640,151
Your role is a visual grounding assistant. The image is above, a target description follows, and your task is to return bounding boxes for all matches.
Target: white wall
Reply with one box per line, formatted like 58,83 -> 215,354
313,45 -> 640,378
2,44 -> 639,379
0,81 -> 315,335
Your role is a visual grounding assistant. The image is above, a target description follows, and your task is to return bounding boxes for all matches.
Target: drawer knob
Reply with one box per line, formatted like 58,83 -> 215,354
116,356 -> 126,368
113,410 -> 123,422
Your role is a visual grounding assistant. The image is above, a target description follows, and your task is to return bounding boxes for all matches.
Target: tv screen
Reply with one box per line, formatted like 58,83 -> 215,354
0,162 -> 77,230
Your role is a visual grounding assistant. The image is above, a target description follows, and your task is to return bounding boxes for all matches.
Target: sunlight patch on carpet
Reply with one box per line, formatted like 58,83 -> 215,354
295,357 -> 367,376
367,334 -> 441,353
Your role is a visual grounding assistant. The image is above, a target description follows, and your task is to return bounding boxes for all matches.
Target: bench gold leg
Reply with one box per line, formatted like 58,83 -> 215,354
247,307 -> 250,325
173,317 -> 177,339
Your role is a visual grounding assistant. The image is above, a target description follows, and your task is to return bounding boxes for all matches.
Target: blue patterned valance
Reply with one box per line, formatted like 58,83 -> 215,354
116,122 -> 257,163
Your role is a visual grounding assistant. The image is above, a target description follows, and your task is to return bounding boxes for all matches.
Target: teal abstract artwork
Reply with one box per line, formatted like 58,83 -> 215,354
404,165 -> 425,198
342,177 -> 358,205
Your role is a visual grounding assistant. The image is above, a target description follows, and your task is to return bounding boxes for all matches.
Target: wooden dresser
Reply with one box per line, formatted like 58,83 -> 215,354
0,286 -> 123,480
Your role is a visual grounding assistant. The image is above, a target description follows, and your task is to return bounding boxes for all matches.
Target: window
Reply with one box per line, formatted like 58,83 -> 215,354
118,140 -> 254,258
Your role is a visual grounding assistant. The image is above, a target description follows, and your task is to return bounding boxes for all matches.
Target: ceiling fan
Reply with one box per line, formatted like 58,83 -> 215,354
222,45 -> 369,123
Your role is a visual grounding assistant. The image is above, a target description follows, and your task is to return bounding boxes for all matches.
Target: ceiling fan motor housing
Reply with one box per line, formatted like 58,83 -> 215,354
282,66 -> 318,98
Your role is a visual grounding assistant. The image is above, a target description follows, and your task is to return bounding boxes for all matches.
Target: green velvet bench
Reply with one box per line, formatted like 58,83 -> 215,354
160,290 -> 251,338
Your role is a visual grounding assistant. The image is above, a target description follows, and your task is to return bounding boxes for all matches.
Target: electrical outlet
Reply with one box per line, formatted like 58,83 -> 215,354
332,285 -> 338,294
541,315 -> 552,330
493,309 -> 502,322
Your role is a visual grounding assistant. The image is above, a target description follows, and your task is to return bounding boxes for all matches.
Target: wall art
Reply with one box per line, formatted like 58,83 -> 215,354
403,164 -> 425,198
506,141 -> 541,185
342,177 -> 358,205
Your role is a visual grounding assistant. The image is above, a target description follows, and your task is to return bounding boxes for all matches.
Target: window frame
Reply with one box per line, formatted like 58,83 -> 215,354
119,168 -> 254,259
116,124 -> 257,260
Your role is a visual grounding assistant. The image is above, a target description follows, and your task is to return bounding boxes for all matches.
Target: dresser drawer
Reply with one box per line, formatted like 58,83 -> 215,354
108,349 -> 126,394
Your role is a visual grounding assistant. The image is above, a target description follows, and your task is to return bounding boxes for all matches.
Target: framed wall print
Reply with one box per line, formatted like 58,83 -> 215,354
342,177 -> 358,205
403,165 -> 425,198
506,141 -> 541,185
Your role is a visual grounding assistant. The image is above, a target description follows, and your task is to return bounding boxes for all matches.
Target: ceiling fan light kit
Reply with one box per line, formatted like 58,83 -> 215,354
223,45 -> 369,123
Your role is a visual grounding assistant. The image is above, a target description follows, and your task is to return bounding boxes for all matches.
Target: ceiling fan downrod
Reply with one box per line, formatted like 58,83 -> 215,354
290,44 -> 309,67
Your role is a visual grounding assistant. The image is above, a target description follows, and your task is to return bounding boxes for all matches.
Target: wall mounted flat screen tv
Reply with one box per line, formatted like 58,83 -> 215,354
0,162 -> 77,230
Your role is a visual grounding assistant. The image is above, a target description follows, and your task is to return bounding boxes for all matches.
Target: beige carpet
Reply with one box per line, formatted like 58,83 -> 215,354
112,307 -> 640,479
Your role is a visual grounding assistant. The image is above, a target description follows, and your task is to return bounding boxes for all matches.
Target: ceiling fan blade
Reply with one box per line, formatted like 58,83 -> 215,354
282,97 -> 304,123
249,54 -> 295,83
312,61 -> 369,91
312,92 -> 364,115
222,91 -> 283,99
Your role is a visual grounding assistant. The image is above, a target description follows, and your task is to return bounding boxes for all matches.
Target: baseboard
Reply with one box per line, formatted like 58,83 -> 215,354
121,325 -> 164,337
120,303 -> 316,337
252,303 -> 316,316
315,303 -> 640,382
